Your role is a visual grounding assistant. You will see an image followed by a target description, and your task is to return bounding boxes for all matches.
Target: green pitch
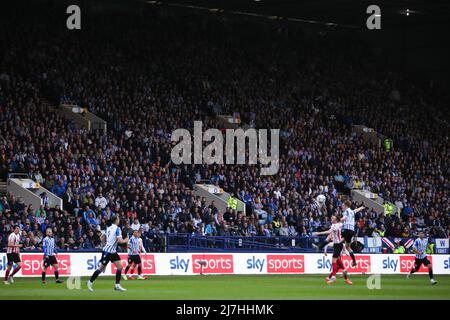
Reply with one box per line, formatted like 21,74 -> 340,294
1,275 -> 449,300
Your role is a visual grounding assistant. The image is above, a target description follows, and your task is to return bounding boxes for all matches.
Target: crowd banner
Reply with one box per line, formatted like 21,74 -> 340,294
436,238 -> 450,254
358,237 -> 382,253
1,253 -> 449,277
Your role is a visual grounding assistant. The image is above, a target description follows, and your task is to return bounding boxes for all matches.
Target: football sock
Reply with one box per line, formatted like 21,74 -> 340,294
115,269 -> 122,284
328,261 -> 338,278
124,265 -> 130,275
10,266 -> 21,277
349,252 -> 356,264
42,272 -> 46,282
4,269 -> 10,281
90,269 -> 101,283
428,268 -> 434,279
138,265 -> 142,275
54,270 -> 59,280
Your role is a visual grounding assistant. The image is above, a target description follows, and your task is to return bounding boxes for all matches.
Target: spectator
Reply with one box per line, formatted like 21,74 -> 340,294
95,193 -> 108,209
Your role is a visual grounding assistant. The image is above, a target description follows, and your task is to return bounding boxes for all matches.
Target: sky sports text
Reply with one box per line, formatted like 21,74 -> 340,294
246,255 -> 305,273
192,255 -> 234,273
170,255 -> 234,273
1,254 -> 450,276
316,256 -> 371,272
20,254 -> 71,275
170,257 -> 190,272
111,254 -> 156,274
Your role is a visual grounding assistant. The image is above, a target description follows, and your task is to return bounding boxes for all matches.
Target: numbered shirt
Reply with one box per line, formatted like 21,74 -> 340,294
103,224 -> 122,253
7,233 -> 20,253
342,208 -> 355,231
128,236 -> 140,256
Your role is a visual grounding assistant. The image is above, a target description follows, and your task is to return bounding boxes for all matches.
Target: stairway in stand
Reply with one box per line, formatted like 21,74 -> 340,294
0,180 -> 7,197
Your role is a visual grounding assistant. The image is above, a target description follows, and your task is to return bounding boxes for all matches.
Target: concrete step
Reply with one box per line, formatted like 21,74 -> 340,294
0,181 -> 7,196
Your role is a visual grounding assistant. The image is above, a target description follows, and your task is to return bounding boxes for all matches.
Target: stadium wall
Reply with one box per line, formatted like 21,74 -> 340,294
1,253 -> 450,277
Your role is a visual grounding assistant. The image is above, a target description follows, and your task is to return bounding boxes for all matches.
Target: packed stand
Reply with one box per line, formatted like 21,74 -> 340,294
0,3 -> 449,253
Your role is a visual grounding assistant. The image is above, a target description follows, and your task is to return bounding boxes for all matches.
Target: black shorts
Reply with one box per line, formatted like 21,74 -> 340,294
7,253 -> 21,265
332,243 -> 344,259
415,257 -> 431,269
342,229 -> 355,243
100,252 -> 121,266
43,256 -> 58,268
128,255 -> 141,265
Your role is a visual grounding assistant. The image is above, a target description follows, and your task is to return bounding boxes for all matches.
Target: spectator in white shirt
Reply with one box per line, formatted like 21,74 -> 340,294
94,193 -> 108,209
274,187 -> 282,200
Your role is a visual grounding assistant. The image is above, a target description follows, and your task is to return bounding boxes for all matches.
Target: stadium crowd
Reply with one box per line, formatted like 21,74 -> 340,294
0,3 -> 449,252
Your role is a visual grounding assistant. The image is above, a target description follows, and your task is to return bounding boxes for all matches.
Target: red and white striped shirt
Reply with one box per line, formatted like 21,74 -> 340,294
330,222 -> 343,243
7,233 -> 21,254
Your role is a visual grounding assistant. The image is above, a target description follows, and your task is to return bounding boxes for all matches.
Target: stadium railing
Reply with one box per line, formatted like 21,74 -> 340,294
166,234 -> 317,253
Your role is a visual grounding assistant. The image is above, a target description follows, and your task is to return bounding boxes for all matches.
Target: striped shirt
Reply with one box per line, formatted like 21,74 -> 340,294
413,237 -> 429,259
342,208 -> 355,231
128,236 -> 141,256
103,224 -> 122,253
311,201 -> 321,215
330,222 -> 343,243
7,233 -> 20,254
43,236 -> 57,256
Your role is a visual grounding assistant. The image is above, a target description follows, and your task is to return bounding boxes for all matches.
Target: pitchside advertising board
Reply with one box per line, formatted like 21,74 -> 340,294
0,253 -> 449,277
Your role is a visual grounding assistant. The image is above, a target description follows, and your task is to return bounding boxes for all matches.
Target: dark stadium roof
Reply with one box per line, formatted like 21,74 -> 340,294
145,0 -> 450,28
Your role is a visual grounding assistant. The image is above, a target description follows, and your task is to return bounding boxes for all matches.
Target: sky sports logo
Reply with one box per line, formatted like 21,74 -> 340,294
192,255 -> 234,274
170,255 -> 234,273
399,256 -> 432,273
170,257 -> 191,272
317,256 -> 333,271
21,254 -> 71,275
111,254 -> 156,274
266,255 -> 304,273
381,256 -> 438,273
444,257 -> 450,269
87,256 -> 101,270
0,256 -> 8,271
316,256 -> 371,273
246,255 -> 304,273
246,256 -> 265,272
382,257 -> 399,271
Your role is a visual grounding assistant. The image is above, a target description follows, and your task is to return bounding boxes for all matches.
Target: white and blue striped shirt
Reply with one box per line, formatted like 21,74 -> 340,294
128,236 -> 141,256
311,201 -> 321,215
43,237 -> 57,256
413,237 -> 428,259
103,224 -> 122,253
343,208 -> 355,231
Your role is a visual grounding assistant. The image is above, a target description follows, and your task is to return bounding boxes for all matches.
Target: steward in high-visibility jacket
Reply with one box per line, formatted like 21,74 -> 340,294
383,202 -> 394,216
376,229 -> 385,237
384,138 -> 393,152
227,196 -> 238,210
393,245 -> 405,254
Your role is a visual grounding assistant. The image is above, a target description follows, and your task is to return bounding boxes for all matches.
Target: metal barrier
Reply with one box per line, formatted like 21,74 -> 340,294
166,234 -> 317,253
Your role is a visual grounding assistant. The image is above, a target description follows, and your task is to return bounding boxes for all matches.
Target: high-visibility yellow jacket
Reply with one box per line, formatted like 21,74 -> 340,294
227,197 -> 238,210
393,246 -> 405,254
